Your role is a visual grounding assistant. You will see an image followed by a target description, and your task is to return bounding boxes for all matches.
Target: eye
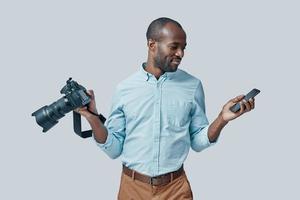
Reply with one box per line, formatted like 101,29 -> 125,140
169,46 -> 177,50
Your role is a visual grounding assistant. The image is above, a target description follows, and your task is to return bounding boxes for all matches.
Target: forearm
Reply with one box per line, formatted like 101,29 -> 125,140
86,115 -> 108,144
208,114 -> 228,143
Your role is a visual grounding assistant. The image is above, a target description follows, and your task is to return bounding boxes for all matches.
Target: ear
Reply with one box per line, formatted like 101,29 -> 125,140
147,39 -> 156,51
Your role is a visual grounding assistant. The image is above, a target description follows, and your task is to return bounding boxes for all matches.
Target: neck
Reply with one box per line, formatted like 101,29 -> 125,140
145,59 -> 164,80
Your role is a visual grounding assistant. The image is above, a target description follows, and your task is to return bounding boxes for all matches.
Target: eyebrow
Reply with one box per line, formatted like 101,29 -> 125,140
169,42 -> 187,47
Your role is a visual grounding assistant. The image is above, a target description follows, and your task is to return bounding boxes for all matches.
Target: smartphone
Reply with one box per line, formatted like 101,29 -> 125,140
230,88 -> 260,112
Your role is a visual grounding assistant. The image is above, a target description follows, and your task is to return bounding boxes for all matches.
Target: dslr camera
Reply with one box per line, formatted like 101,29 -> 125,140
32,78 -> 105,138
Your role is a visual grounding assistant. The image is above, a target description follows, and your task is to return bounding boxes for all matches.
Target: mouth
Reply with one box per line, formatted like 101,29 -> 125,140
171,58 -> 181,65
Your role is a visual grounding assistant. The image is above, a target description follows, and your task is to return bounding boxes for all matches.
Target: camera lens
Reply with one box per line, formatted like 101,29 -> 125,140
32,97 -> 73,132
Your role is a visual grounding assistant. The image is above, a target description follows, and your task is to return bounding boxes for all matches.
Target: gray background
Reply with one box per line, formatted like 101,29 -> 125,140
1,0 -> 299,199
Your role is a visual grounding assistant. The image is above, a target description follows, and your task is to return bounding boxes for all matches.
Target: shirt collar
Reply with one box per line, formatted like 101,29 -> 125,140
140,62 -> 176,81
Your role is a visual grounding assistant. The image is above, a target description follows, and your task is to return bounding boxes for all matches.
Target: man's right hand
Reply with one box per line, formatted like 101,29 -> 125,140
74,90 -> 98,119
74,89 -> 108,143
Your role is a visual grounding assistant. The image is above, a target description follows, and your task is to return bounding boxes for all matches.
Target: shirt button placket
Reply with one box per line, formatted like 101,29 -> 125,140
153,81 -> 161,175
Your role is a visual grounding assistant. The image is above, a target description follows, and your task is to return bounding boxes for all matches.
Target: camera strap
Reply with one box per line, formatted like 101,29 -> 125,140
73,111 -> 106,138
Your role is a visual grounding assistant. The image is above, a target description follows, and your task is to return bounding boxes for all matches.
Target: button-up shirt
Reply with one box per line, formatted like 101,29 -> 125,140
95,63 -> 215,176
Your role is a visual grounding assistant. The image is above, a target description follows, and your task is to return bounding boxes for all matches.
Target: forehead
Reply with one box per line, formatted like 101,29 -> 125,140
159,23 -> 186,44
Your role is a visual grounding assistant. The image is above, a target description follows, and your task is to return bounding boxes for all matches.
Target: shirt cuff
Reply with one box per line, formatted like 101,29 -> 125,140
205,126 -> 218,146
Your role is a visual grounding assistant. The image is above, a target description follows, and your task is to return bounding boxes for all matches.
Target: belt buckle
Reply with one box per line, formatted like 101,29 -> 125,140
150,176 -> 159,186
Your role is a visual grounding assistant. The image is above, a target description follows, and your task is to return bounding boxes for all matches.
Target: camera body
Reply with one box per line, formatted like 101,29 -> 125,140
60,77 -> 91,109
32,78 -> 91,132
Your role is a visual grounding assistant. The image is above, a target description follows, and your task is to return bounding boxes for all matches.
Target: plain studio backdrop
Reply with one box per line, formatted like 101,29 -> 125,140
1,0 -> 299,199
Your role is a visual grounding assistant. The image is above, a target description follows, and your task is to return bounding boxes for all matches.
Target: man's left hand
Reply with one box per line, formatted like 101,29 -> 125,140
220,95 -> 255,122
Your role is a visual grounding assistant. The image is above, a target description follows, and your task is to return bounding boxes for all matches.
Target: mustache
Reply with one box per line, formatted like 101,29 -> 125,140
171,57 -> 182,62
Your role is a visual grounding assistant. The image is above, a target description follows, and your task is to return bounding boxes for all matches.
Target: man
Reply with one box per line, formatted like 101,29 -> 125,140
76,17 -> 255,199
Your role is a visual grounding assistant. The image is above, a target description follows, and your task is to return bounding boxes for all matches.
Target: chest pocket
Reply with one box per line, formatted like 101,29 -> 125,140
166,101 -> 192,127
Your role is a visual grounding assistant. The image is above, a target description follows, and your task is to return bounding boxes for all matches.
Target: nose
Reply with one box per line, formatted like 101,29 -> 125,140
175,48 -> 184,58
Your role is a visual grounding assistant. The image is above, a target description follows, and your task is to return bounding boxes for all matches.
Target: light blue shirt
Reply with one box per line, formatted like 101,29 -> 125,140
95,63 -> 215,176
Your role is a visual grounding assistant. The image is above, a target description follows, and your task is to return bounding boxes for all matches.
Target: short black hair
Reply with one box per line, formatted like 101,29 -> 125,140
146,17 -> 183,41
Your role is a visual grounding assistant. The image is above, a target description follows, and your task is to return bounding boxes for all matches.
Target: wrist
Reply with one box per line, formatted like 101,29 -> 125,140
86,111 -> 106,124
218,113 -> 229,125
86,113 -> 100,123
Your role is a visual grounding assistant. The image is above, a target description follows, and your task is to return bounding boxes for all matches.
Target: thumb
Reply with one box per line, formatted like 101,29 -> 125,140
224,95 -> 245,109
86,89 -> 94,96
74,107 -> 89,117
232,95 -> 245,103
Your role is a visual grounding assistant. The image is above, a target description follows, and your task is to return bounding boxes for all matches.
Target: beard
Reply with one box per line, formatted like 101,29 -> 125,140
154,56 -> 172,72
154,48 -> 179,73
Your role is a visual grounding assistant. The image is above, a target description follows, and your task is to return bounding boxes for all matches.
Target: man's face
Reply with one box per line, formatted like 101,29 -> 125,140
153,23 -> 187,73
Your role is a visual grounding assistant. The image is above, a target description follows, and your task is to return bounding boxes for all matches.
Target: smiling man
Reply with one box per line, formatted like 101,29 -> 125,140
76,17 -> 255,199
147,19 -> 186,75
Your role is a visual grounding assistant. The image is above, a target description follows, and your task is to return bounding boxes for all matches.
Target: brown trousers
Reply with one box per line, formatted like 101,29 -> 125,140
117,171 -> 193,200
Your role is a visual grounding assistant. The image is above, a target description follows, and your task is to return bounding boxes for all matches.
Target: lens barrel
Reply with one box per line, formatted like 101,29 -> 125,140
32,97 -> 73,132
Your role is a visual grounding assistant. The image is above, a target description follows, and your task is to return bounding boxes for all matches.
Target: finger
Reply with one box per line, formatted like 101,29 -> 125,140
74,108 -> 81,114
86,90 -> 94,96
238,101 -> 245,114
76,106 -> 87,111
232,95 -> 245,103
223,95 -> 243,111
226,95 -> 244,108
243,99 -> 251,111
249,98 -> 255,110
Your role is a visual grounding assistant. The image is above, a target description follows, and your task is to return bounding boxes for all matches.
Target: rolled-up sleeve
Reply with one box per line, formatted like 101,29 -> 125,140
189,81 -> 216,152
94,86 -> 126,159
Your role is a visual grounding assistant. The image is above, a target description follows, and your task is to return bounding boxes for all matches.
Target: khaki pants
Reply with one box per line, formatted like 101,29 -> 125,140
118,171 -> 193,200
